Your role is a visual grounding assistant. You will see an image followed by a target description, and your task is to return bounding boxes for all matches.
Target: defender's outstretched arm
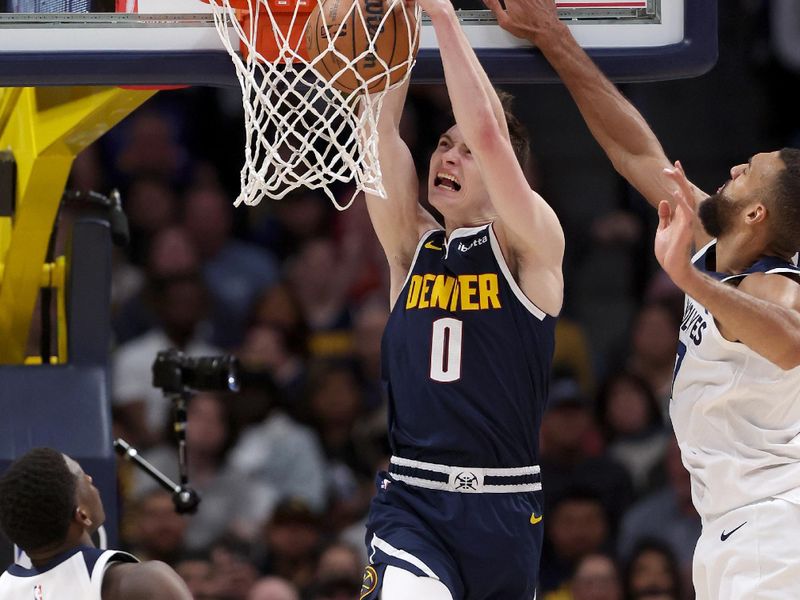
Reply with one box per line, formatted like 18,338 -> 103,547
485,0 -> 710,246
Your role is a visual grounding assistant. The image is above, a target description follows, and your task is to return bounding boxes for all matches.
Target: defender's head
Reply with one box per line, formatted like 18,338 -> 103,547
699,148 -> 800,257
0,448 -> 105,554
428,90 -> 531,224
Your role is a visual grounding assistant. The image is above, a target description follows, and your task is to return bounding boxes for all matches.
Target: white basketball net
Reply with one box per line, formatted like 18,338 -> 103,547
207,0 -> 420,209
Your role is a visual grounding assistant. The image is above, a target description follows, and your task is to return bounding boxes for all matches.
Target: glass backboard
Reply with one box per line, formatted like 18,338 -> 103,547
0,0 -> 717,86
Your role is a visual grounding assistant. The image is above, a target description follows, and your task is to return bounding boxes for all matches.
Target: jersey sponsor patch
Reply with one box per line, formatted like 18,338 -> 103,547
457,234 -> 488,253
360,565 -> 378,599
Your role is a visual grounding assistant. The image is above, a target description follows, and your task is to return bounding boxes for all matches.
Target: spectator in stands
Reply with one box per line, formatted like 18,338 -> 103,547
540,488 -> 612,597
123,489 -> 187,565
205,536 -> 260,600
540,377 -> 634,527
304,542 -> 363,600
624,301 -> 682,412
238,282 -> 310,411
253,499 -> 323,592
115,109 -> 190,185
183,185 -> 280,348
571,553 -> 623,600
112,270 -> 219,447
305,575 -> 361,600
595,370 -> 667,496
174,552 -> 215,599
247,576 -> 300,600
113,224 -> 201,345
624,539 -> 683,600
254,189 -> 332,261
131,392 -> 266,550
227,393 -> 328,515
305,361 -> 374,531
122,176 -> 180,267
350,295 -> 390,412
284,236 -> 362,357
552,318 -> 596,396
314,541 -> 363,584
617,437 -> 700,589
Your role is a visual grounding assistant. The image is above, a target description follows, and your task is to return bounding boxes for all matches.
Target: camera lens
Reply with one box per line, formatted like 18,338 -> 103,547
152,350 -> 240,393
183,355 -> 240,392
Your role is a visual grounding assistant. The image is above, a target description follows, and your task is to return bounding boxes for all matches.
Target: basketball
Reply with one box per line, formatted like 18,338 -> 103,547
305,0 -> 418,95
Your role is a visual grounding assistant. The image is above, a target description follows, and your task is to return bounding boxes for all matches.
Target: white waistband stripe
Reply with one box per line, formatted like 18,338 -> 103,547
390,456 -> 540,477
389,456 -> 542,494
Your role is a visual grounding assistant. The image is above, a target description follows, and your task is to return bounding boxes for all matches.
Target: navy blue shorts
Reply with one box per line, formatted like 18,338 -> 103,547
361,471 -> 544,600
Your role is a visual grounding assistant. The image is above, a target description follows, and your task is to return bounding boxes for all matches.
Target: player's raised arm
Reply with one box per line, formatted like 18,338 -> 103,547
420,0 -> 565,316
485,0 -> 711,246
363,78 -> 439,304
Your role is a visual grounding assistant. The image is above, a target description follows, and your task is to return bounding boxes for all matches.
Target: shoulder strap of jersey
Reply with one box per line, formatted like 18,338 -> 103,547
722,256 -> 800,284
88,549 -> 139,598
691,239 -> 717,267
399,228 -> 444,291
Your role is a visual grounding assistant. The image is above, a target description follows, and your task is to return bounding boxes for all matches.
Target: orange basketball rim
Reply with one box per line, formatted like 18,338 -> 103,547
201,0 -> 313,62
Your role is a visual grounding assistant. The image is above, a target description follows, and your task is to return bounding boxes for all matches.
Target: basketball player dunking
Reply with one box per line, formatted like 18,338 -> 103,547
359,0 -> 565,597
0,448 -> 191,600
485,0 -> 800,597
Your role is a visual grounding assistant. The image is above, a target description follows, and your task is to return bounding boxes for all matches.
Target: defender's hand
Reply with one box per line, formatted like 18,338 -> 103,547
655,165 -> 698,288
482,0 -> 560,42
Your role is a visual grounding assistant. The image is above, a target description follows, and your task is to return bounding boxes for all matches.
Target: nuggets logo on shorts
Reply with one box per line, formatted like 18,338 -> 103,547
360,565 -> 378,599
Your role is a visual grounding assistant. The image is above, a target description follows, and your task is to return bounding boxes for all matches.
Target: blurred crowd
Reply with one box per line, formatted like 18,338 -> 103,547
58,1 -> 800,599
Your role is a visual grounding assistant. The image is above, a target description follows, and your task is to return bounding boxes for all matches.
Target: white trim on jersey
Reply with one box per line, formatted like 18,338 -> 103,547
722,266 -> 800,283
369,534 -> 440,580
90,550 -> 135,597
442,224 -> 488,259
692,238 -> 717,264
486,224 -> 547,321
401,229 -> 442,292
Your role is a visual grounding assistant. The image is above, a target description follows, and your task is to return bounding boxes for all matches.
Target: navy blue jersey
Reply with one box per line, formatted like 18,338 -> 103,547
382,224 -> 557,468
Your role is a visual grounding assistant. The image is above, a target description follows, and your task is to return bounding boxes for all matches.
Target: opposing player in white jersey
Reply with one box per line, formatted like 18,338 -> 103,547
483,0 -> 800,597
0,448 -> 191,600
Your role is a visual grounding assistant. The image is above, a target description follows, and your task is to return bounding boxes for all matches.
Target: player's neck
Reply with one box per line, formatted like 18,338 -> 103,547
715,236 -> 764,275
27,533 -> 93,568
443,214 -> 495,238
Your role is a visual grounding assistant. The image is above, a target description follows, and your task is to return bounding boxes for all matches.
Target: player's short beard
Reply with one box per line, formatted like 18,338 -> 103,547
698,192 -> 738,238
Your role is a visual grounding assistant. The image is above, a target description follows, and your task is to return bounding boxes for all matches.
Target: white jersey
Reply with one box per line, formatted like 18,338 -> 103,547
670,240 -> 800,520
0,546 -> 137,600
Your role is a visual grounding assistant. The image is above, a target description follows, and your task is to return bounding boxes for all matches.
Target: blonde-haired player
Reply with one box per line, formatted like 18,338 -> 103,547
359,0 -> 565,597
